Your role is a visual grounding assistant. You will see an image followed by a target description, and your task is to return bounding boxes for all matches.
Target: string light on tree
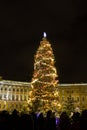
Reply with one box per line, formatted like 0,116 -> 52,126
30,33 -> 60,113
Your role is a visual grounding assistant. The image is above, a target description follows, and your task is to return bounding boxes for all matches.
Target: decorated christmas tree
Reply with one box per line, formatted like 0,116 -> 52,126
31,33 -> 60,113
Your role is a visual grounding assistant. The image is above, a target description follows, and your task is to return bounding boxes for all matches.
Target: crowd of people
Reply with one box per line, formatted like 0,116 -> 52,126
0,109 -> 87,130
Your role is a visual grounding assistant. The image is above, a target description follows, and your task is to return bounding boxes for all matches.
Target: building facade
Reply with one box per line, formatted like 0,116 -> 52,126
0,79 -> 87,112
59,83 -> 87,110
0,80 -> 31,112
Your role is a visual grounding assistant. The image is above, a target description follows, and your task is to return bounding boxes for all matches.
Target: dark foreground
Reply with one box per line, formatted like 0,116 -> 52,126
0,109 -> 87,130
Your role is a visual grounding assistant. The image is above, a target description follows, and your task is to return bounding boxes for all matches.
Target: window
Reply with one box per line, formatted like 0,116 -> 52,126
20,104 -> 22,109
24,96 -> 26,100
8,95 -> 11,100
67,91 -> 69,93
9,88 -> 11,91
16,104 -> 18,108
17,89 -> 19,92
77,97 -> 79,101
20,95 -> 22,101
12,95 -> 15,100
13,88 -> 15,91
4,94 -> 6,99
24,89 -> 27,92
21,89 -> 23,92
5,88 -> 7,91
72,97 -> 74,101
71,90 -> 73,93
12,104 -> 14,108
1,88 -> 3,91
16,95 -> 18,101
82,97 -> 85,101
67,97 -> 69,100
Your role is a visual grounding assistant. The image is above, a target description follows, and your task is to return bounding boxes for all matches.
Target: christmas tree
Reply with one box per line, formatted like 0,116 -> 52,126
31,33 -> 60,113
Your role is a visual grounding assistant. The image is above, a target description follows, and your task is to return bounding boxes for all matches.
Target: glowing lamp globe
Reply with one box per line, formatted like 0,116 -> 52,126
43,32 -> 47,38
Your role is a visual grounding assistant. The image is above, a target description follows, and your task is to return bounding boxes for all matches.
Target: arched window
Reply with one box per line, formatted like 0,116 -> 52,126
5,88 -> 7,91
21,89 -> 23,92
17,89 -> 19,92
13,88 -> 15,91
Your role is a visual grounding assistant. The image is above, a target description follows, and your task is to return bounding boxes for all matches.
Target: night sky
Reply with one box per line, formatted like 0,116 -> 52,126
0,0 -> 87,83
